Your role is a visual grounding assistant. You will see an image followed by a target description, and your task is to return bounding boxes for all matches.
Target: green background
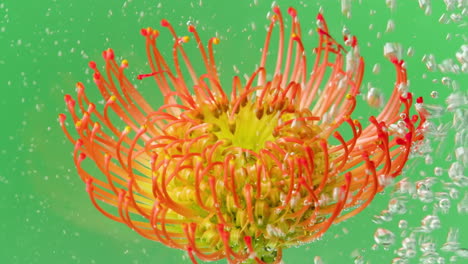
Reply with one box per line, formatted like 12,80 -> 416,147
1,0 -> 466,263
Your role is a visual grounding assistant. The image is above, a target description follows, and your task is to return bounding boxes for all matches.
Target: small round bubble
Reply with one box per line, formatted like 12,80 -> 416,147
374,228 -> 396,247
388,198 -> 407,214
439,198 -> 451,212
422,215 -> 441,230
398,220 -> 408,229
425,155 -> 433,165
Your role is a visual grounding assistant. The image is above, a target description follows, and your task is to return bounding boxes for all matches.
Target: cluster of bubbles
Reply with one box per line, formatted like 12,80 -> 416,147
371,1 -> 468,262
370,82 -> 467,263
422,0 -> 468,75
335,1 -> 467,264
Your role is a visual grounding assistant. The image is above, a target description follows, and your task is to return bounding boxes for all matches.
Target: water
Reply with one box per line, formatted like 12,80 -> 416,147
1,0 -> 467,263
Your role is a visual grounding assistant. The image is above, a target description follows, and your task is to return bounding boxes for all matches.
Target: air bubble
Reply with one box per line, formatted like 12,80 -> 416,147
405,249 -> 417,258
384,42 -> 402,59
354,255 -> 365,264
455,248 -> 468,258
455,147 -> 466,164
372,63 -> 380,74
398,220 -> 408,229
386,19 -> 395,33
388,198 -> 407,214
316,19 -> 324,29
448,162 -> 463,179
422,215 -> 441,231
449,188 -> 459,199
425,155 -> 433,164
422,54 -> 437,71
439,198 -> 451,213
441,77 -> 451,86
367,87 -> 385,108
398,179 -> 415,194
418,189 -> 434,203
449,256 -> 457,263
386,0 -> 396,10
420,241 -> 436,253
342,26 -> 350,36
374,228 -> 396,248
314,256 -> 323,264
457,192 -> 468,214
450,13 -> 462,23
341,0 -> 352,18
376,209 -> 393,222
406,47 -> 415,58
402,236 -> 417,250
392,257 -> 408,264
439,13 -> 450,24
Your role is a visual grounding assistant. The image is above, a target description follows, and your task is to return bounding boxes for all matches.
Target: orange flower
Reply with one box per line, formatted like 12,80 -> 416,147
59,7 -> 426,264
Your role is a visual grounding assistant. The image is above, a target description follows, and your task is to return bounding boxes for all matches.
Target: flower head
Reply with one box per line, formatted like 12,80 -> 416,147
59,7 -> 426,264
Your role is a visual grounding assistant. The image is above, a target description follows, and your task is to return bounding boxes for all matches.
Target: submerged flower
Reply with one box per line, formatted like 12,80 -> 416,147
59,7 -> 426,264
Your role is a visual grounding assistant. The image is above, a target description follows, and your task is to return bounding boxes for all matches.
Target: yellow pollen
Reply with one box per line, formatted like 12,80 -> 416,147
181,36 -> 190,43
75,120 -> 82,129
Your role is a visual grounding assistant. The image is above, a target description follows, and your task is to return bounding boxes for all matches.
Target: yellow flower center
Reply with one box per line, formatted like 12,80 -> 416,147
153,92 -> 327,262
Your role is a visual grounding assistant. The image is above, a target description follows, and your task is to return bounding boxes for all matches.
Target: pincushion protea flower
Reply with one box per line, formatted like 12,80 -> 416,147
59,7 -> 426,264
